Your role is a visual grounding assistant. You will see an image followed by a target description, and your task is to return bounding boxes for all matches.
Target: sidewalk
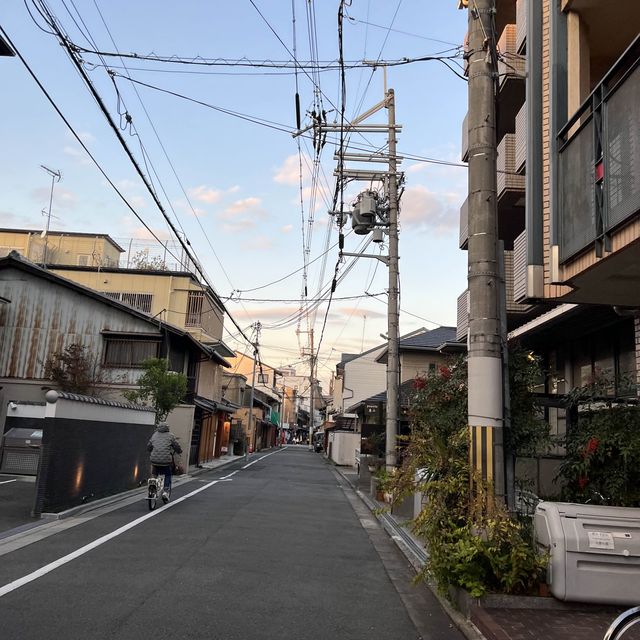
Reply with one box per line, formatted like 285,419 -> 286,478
333,464 -> 637,640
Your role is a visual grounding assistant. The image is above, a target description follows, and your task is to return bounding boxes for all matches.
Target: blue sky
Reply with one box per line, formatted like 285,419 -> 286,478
0,1 -> 469,389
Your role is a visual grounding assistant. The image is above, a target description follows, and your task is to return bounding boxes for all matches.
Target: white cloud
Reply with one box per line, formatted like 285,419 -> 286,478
188,185 -> 222,204
273,154 -> 301,185
115,179 -> 139,191
129,196 -> 147,209
225,197 -> 261,214
222,220 -> 255,233
30,186 -> 78,210
399,184 -> 461,234
63,146 -> 91,166
281,224 -> 294,233
242,236 -> 274,251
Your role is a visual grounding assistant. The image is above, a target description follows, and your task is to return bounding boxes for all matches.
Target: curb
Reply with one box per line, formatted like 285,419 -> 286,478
332,464 -> 487,640
0,455 -> 243,541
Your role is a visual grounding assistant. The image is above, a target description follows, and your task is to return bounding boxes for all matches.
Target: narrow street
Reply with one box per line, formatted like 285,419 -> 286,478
0,448 -> 463,640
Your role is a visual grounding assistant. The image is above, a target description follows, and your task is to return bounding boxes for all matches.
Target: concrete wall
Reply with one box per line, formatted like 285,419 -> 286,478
165,404 -> 195,468
328,431 -> 360,467
342,346 -> 386,412
33,392 -> 155,514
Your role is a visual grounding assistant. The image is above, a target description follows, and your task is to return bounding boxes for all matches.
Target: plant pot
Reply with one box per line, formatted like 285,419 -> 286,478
376,490 -> 385,502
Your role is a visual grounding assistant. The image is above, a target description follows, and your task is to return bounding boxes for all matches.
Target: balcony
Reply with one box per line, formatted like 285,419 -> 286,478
456,289 -> 469,342
512,229 -> 527,303
514,102 -> 527,174
558,35 -> 640,264
459,197 -> 468,250
496,24 -> 525,143
516,0 -> 526,55
458,245 -> 533,341
498,135 -> 525,201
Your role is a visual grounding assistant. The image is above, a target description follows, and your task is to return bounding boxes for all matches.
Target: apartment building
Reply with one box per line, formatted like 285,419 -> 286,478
458,0 -> 640,494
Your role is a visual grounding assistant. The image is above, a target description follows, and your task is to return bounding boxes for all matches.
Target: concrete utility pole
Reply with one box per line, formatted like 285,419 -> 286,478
385,89 -> 400,470
308,328 -> 315,450
246,321 -> 261,457
465,0 -> 505,502
324,87 -> 403,471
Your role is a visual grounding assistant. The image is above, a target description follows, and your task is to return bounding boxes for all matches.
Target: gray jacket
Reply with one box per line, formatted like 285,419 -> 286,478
147,423 -> 182,466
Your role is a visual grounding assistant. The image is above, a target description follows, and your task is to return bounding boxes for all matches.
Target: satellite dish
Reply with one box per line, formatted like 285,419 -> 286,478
40,230 -> 47,238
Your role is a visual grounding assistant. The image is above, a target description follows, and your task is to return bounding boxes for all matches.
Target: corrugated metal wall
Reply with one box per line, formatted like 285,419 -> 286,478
0,266 -> 160,382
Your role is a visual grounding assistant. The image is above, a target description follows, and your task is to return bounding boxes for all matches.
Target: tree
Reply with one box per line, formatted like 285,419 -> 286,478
44,343 -> 107,396
130,249 -> 167,271
124,358 -> 188,421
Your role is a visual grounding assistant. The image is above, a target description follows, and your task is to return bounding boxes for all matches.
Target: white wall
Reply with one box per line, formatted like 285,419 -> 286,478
342,345 -> 386,412
328,431 -> 360,466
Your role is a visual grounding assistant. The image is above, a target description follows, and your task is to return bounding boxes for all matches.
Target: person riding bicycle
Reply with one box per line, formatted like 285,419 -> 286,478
147,421 -> 182,502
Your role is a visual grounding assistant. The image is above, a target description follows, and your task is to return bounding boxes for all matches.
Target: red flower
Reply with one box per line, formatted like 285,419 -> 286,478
439,365 -> 451,380
413,377 -> 426,390
578,476 -> 589,490
586,437 -> 599,455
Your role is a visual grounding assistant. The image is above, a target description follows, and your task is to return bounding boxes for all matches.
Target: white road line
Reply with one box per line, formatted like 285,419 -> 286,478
241,447 -> 285,469
0,479 -> 219,599
219,470 -> 239,480
0,479 -> 17,485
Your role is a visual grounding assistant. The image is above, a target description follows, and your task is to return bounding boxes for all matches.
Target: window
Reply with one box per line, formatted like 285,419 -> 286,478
186,291 -> 204,327
77,254 -> 91,266
258,372 -> 269,385
428,363 -> 437,374
103,338 -> 160,367
102,292 -> 153,314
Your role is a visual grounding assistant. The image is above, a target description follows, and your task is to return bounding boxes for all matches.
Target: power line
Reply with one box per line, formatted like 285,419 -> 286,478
0,24 -> 184,272
32,2 -> 255,347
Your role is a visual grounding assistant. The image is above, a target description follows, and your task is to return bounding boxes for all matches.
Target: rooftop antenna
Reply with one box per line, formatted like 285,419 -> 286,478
40,165 -> 61,268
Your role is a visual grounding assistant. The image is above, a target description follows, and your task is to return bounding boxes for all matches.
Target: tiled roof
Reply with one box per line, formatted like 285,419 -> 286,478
352,378 -> 419,408
399,326 -> 457,349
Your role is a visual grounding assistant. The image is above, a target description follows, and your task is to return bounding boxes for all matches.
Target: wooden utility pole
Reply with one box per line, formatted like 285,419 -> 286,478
465,0 -> 505,502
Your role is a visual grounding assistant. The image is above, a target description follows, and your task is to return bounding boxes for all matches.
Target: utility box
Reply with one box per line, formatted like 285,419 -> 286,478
351,192 -> 377,234
0,427 -> 43,475
535,502 -> 640,605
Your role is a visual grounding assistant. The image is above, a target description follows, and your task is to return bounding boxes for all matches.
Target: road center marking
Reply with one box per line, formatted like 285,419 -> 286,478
241,447 -> 284,469
0,478 -> 220,599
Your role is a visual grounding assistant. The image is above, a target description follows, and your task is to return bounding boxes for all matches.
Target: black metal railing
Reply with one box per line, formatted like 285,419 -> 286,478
558,34 -> 640,262
603,607 -> 640,640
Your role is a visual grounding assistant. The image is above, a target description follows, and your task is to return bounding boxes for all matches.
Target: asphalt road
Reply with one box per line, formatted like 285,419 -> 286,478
0,446 -> 464,640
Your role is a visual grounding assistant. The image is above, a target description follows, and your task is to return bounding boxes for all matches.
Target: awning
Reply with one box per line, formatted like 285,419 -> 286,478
270,411 -> 280,426
194,395 -> 239,414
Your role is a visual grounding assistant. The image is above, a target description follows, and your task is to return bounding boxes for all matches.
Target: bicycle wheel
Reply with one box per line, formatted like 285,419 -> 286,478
147,481 -> 158,511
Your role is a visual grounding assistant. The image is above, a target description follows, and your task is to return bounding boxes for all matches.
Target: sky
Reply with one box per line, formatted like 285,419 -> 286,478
0,1 -> 469,392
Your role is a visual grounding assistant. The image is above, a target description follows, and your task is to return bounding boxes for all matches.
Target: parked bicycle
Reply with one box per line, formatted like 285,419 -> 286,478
146,473 -> 170,511
603,607 -> 640,640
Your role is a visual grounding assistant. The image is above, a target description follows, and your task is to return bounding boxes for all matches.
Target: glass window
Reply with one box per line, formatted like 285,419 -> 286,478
103,339 -> 159,367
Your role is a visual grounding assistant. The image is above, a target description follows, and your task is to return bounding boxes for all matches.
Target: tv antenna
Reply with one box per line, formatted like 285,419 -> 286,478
40,165 -> 61,267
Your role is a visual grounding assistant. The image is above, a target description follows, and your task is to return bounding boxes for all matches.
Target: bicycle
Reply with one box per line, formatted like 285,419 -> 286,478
603,606 -> 640,640
146,473 -> 171,511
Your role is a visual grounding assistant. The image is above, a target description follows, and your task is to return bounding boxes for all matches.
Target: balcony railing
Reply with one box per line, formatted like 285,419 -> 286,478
497,24 -> 525,90
456,289 -> 469,342
515,102 -> 527,174
497,134 -> 526,200
516,0 -> 526,54
459,198 -> 469,250
558,34 -> 640,262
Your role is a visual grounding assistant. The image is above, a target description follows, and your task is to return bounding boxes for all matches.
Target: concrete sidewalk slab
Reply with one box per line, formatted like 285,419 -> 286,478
331,461 -> 639,640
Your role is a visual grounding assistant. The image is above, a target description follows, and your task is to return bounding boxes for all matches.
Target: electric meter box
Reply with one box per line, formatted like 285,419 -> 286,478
534,501 -> 640,605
